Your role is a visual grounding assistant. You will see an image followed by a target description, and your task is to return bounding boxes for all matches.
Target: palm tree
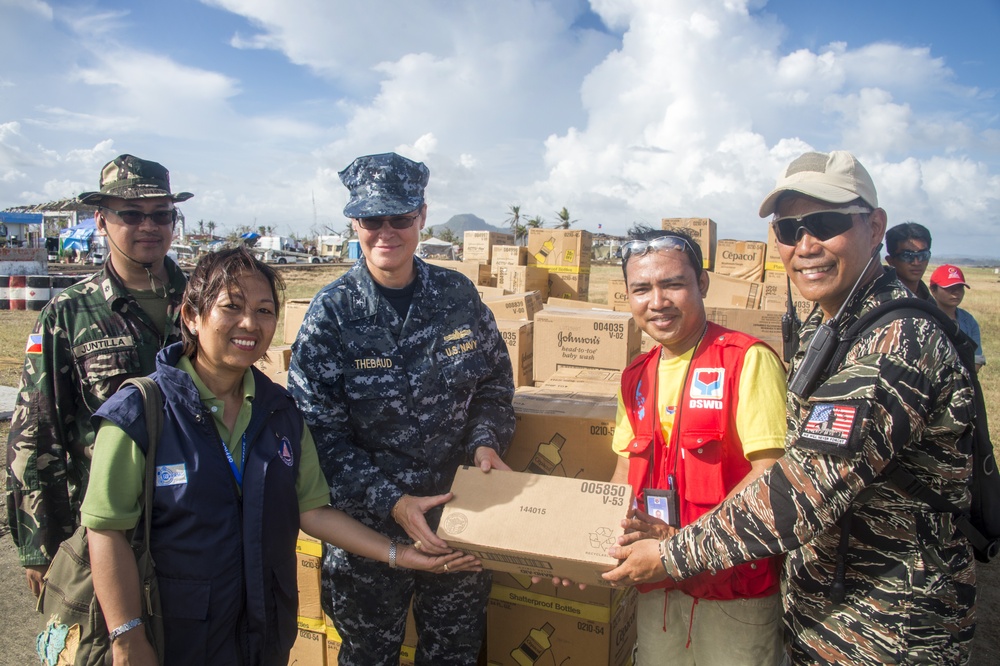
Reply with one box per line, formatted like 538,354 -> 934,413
438,228 -> 458,244
206,220 -> 217,238
527,216 -> 544,229
514,223 -> 528,246
555,207 -> 576,229
505,204 -> 522,244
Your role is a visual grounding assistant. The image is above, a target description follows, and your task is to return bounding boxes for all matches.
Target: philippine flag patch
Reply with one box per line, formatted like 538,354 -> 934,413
690,368 -> 724,399
25,334 -> 43,354
278,436 -> 294,467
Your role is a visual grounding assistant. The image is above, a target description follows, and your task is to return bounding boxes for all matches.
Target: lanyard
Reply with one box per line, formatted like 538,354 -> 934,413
220,432 -> 247,489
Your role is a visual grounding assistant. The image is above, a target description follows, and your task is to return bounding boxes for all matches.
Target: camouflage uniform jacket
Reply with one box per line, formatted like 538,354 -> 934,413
659,268 -> 976,664
5,259 -> 187,567
288,257 -> 515,535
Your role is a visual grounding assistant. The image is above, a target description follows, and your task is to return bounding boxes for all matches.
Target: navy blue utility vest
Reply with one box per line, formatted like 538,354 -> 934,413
94,343 -> 304,665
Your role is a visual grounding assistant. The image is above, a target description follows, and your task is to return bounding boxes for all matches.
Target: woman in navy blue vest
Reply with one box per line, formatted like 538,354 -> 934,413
82,246 -> 477,665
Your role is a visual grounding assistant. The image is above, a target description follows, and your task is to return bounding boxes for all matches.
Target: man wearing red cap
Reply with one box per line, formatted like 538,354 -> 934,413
930,264 -> 985,371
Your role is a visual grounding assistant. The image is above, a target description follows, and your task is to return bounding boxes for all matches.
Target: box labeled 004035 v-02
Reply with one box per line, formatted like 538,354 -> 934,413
437,467 -> 633,588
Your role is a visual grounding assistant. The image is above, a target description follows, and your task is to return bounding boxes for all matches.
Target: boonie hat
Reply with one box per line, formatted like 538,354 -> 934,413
930,264 -> 971,289
339,152 -> 429,219
759,150 -> 878,217
78,154 -> 193,205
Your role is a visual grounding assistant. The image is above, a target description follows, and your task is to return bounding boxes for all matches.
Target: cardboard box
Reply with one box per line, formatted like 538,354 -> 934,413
547,270 -> 590,301
532,309 -> 641,383
544,297 -> 612,311
325,624 -> 342,666
485,291 -> 544,321
255,345 -> 292,383
761,270 -> 812,315
640,331 -> 656,354
437,467 -> 632,586
506,388 -> 620,481
290,619 -> 326,666
426,259 -> 493,286
284,298 -> 313,345
296,551 -> 323,620
497,265 -> 549,299
477,285 -> 511,300
703,272 -> 762,310
715,239 -> 766,282
527,229 -> 593,270
497,319 -> 534,388
662,217 -> 717,270
607,276 -> 630,312
492,245 -> 529,269
487,572 -> 638,666
536,368 -> 620,398
765,225 -> 784,273
464,231 -> 515,264
705,306 -> 784,352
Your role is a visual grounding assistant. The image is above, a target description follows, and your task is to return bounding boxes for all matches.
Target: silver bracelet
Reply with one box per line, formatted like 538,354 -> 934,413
388,539 -> 398,569
108,617 -> 144,642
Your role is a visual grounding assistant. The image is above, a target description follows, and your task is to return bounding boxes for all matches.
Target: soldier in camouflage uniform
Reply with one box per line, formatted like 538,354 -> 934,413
5,155 -> 190,596
604,151 -> 977,664
288,153 -> 515,666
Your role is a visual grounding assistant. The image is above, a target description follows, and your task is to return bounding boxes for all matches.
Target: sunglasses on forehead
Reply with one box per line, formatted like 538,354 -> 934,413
770,205 -> 871,246
890,249 -> 931,264
621,235 -> 697,263
356,211 -> 422,231
101,207 -> 178,226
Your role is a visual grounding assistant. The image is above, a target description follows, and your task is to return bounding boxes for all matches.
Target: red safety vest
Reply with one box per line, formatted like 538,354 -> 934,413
620,322 -> 782,599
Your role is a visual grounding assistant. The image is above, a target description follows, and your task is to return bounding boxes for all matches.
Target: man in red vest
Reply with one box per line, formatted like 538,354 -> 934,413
609,225 -> 788,664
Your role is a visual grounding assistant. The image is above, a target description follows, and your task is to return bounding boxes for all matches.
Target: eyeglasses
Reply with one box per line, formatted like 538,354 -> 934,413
890,249 -> 931,264
356,211 -> 422,231
771,206 -> 870,246
621,235 -> 697,264
101,207 -> 178,226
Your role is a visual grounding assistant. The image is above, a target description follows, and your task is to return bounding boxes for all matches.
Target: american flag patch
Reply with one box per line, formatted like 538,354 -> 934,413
25,334 -> 42,354
802,403 -> 858,449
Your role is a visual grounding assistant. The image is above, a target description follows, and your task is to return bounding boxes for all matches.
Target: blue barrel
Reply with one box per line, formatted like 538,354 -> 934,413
0,275 -> 8,310
26,276 -> 50,311
9,275 -> 25,310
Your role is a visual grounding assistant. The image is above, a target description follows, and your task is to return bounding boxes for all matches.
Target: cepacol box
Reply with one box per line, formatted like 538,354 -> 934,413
437,467 -> 632,586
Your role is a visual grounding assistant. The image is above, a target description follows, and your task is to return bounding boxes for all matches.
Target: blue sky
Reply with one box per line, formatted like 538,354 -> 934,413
1,0 -> 998,256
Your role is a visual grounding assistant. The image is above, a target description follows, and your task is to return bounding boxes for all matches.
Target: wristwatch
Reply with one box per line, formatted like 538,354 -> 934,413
109,617 -> 144,642
388,539 -> 398,569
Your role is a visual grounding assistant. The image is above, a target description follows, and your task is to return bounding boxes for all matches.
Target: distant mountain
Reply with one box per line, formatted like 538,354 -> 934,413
428,214 -> 509,237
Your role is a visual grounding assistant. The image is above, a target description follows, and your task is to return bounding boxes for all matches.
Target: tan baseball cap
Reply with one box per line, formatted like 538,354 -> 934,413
759,150 -> 877,218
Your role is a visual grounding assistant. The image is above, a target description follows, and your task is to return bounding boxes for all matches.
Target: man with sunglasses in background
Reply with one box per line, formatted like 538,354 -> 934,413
885,222 -> 933,300
606,225 -> 788,664
6,154 -> 190,597
289,152 -> 514,665
604,151 -> 977,664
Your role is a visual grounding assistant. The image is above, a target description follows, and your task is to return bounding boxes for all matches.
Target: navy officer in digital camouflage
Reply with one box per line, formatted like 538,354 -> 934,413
604,151 -> 978,664
288,152 -> 515,665
6,155 -> 190,598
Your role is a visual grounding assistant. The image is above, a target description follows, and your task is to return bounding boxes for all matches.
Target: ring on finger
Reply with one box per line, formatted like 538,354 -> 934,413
443,563 -> 449,572
414,540 -> 423,551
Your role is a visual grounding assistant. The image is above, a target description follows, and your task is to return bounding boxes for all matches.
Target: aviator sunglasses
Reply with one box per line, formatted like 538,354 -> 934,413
101,207 -> 178,226
771,205 -> 870,246
621,235 -> 697,264
890,249 -> 931,264
356,211 -> 422,231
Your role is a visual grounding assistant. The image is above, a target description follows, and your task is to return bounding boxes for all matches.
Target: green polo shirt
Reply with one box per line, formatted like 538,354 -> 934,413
81,356 -> 330,531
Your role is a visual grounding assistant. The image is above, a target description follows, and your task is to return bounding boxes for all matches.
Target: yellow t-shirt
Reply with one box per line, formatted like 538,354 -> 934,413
81,356 -> 330,531
612,343 -> 787,458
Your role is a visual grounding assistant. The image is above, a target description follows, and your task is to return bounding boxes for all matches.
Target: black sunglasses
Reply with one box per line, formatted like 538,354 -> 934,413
356,211 -> 421,231
101,207 -> 178,226
890,249 -> 931,264
771,206 -> 870,246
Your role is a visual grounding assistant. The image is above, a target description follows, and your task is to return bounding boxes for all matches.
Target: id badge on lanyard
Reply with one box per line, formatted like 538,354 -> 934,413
645,475 -> 679,527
